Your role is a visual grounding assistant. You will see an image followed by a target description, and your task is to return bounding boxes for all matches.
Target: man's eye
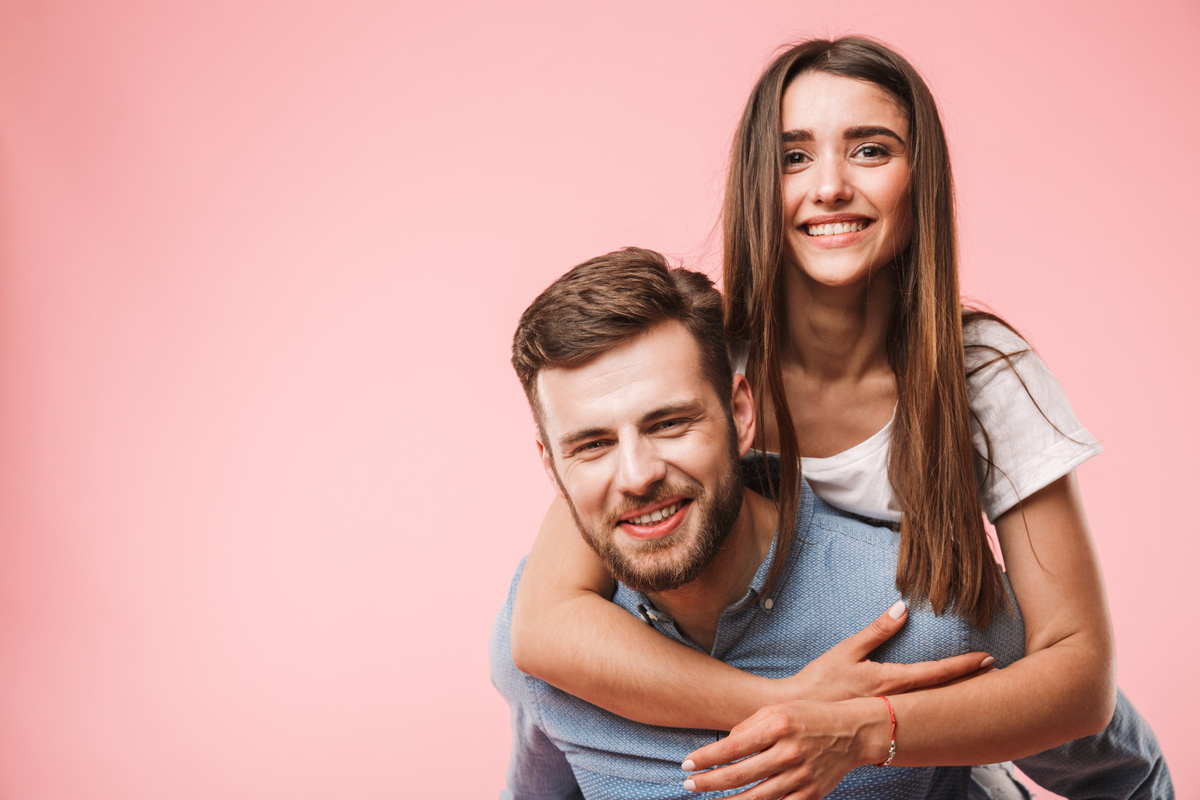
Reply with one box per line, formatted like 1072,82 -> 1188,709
655,419 -> 686,432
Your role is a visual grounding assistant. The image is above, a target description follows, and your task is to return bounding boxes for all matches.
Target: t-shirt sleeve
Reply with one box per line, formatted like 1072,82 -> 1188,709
490,561 -> 584,800
965,320 -> 1103,522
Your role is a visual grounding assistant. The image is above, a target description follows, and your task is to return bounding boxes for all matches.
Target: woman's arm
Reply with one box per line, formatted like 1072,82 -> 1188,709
682,471 -> 1116,793
511,496 -> 997,731
510,496 -> 773,729
887,470 -> 1116,759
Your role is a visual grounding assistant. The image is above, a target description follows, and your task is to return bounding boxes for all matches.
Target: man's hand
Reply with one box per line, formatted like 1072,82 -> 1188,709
774,600 -> 994,704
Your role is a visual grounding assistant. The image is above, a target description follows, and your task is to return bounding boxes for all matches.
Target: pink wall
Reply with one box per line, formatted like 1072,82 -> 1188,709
1,1 -> 1196,797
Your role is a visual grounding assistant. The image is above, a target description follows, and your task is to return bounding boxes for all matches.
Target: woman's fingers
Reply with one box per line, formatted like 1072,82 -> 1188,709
684,751 -> 782,794
687,768 -> 821,800
876,652 -> 995,693
684,717 -> 777,771
683,700 -> 869,799
817,602 -> 995,694
833,600 -> 909,660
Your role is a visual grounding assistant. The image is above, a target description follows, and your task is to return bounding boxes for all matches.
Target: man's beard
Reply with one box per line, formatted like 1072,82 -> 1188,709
564,456 -> 744,594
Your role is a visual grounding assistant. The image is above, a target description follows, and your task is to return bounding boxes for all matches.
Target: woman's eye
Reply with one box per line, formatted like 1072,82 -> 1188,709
783,150 -> 810,168
856,144 -> 890,159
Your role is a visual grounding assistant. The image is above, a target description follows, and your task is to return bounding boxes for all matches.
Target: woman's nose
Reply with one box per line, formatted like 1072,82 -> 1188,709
813,159 -> 853,204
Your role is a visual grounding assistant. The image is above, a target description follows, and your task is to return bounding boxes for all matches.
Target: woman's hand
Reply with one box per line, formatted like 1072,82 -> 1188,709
680,607 -> 996,800
775,601 -> 994,704
681,696 -> 889,800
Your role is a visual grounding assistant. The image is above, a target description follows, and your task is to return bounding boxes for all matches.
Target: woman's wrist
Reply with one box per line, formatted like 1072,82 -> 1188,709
845,695 -> 896,767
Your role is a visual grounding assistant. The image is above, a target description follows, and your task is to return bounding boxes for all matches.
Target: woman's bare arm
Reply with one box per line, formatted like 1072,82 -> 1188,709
510,496 -> 781,729
884,470 -> 1116,760
510,496 -> 997,731
682,472 -> 1116,794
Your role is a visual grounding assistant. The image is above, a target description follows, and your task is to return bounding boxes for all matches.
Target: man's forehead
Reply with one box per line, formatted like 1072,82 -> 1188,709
536,323 -> 712,438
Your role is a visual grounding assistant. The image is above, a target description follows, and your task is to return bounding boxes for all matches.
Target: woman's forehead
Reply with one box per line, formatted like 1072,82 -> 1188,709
781,71 -> 908,132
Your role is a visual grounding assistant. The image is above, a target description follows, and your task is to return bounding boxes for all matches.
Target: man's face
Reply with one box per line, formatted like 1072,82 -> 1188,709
536,321 -> 754,594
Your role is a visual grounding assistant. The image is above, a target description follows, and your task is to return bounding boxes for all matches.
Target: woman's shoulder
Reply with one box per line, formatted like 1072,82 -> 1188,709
962,314 -> 1031,364
959,311 -> 1103,520
960,313 -> 1048,398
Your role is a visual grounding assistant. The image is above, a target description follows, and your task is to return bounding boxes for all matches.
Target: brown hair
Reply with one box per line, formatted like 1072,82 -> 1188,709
512,247 -> 732,444
723,36 -> 1004,626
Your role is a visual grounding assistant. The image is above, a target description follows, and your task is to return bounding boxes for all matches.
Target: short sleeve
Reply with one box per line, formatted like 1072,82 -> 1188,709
490,561 -> 584,800
965,320 -> 1103,522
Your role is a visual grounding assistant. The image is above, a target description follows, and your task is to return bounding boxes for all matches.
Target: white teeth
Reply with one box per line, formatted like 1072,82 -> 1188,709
806,221 -> 866,236
628,501 -> 682,526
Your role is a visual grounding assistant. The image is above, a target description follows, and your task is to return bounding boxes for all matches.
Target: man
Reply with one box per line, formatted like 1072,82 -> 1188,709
491,249 -> 1170,800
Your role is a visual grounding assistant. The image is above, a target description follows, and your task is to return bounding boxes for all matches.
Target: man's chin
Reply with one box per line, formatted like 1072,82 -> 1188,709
603,543 -> 709,595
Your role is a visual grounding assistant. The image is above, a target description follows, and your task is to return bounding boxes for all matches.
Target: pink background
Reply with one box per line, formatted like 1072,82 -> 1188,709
2,1 -> 1197,798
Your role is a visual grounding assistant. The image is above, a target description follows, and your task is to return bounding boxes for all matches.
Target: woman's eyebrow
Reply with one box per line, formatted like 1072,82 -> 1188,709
781,126 -> 906,145
844,125 -> 906,144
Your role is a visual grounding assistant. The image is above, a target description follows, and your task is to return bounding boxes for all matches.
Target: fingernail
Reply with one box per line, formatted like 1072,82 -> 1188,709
684,779 -> 696,792
681,759 -> 695,771
980,656 -> 995,667
887,600 -> 906,619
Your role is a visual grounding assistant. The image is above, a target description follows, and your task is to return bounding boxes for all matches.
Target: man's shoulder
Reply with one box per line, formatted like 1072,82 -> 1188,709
801,488 -> 902,549
489,557 -> 547,710
738,451 -> 900,550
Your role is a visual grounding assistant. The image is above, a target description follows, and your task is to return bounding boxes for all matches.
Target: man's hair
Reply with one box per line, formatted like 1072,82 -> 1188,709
511,247 -> 732,441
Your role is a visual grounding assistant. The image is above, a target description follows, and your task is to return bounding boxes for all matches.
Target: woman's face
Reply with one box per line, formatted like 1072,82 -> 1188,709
779,71 -> 912,291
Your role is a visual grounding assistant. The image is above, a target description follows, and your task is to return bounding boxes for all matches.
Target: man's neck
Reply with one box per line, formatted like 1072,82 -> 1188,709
643,489 -> 779,653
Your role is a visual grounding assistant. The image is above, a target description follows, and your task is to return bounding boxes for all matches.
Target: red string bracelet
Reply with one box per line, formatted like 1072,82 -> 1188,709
874,695 -> 896,768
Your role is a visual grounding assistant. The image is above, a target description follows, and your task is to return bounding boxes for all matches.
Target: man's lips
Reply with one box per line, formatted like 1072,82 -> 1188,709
617,498 -> 692,540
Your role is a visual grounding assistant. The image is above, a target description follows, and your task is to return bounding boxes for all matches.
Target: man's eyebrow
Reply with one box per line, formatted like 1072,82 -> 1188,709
639,401 -> 705,425
556,401 -> 706,452
557,426 -> 610,451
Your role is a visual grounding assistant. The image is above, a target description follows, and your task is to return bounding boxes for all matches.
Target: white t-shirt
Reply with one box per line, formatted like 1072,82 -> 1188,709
733,319 -> 1102,523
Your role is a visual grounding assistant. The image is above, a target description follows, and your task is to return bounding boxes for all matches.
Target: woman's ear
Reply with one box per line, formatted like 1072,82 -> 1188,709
730,373 -> 756,457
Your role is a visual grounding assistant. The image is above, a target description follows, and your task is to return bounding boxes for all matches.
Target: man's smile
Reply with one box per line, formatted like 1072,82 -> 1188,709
618,498 -> 693,540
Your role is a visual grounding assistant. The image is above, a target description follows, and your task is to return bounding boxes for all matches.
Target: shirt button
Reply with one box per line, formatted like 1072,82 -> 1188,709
762,598 -> 774,610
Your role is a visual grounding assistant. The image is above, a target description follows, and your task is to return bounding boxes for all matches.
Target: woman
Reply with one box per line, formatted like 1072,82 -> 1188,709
510,36 -> 1166,798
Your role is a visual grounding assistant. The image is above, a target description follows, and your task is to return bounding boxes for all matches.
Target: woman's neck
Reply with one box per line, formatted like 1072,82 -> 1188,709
766,263 -> 899,458
781,264 -> 897,381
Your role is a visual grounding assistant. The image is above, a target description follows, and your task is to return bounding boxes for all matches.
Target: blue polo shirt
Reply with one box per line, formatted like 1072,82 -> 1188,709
490,478 -> 1027,800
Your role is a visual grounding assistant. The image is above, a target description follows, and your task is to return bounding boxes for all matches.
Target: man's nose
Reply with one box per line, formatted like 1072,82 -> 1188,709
613,437 -> 667,497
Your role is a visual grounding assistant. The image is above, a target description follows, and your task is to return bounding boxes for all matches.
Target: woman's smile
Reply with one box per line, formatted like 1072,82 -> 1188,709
780,71 -> 912,289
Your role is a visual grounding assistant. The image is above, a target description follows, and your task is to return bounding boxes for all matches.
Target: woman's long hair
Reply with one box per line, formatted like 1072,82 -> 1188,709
724,36 -> 1004,627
